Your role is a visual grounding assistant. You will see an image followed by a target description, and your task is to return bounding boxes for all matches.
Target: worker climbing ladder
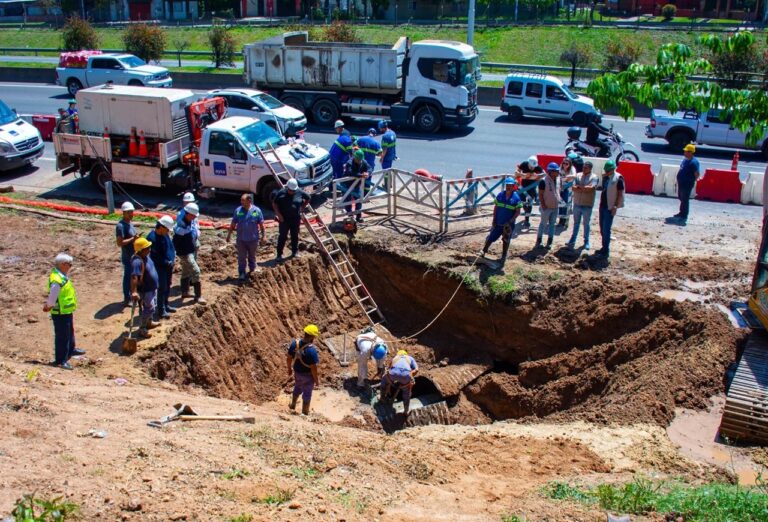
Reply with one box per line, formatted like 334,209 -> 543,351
256,143 -> 385,326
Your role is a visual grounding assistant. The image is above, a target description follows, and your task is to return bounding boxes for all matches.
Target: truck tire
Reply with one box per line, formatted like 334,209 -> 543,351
667,130 -> 693,152
571,111 -> 588,127
507,106 -> 523,122
259,179 -> 279,205
66,78 -> 83,97
128,80 -> 144,87
89,163 -> 112,192
312,99 -> 339,126
414,105 -> 442,133
282,96 -> 304,113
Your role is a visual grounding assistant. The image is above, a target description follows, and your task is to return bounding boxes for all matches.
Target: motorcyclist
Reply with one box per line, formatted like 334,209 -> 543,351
585,113 -> 612,157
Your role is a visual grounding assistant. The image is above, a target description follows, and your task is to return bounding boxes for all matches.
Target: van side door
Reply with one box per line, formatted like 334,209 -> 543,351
543,84 -> 573,120
522,81 -> 544,117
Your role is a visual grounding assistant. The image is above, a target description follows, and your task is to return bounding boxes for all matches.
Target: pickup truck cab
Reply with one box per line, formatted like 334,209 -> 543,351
207,88 -> 307,136
56,53 -> 172,97
501,73 -> 597,126
647,108 -> 768,159
0,99 -> 44,172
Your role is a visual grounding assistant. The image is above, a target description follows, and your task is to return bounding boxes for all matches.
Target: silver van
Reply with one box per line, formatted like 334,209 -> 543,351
500,73 -> 598,126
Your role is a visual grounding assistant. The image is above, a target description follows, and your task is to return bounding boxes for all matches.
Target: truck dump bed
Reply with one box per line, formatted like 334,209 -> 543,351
243,31 -> 407,95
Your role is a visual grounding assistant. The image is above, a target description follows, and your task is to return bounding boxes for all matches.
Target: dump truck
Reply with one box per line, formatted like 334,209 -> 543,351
52,84 -> 332,202
243,31 -> 480,133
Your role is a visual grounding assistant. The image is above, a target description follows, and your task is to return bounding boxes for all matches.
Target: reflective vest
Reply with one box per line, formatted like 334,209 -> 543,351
48,268 -> 77,315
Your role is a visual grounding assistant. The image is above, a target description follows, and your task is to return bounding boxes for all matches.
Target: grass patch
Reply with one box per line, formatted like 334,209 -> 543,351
461,272 -> 483,293
221,468 -> 250,480
252,488 -> 294,506
228,515 -> 253,522
290,466 -> 320,481
487,274 -> 519,298
11,493 -> 80,521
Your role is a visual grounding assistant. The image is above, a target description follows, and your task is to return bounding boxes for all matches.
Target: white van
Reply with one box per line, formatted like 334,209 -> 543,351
500,73 -> 598,126
0,99 -> 44,172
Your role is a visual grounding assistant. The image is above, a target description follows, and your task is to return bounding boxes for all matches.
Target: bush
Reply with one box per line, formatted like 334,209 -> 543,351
319,21 -> 361,43
311,7 -> 325,20
123,23 -> 166,64
12,493 -> 79,521
604,41 -> 642,72
661,3 -> 677,20
61,15 -> 98,51
559,43 -> 592,87
710,41 -> 765,88
208,25 -> 236,68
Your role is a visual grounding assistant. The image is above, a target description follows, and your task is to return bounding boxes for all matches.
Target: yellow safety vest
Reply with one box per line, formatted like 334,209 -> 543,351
48,268 -> 77,315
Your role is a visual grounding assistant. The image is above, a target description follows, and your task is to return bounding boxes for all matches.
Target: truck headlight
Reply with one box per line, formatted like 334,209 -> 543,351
0,141 -> 13,153
294,167 -> 310,180
457,107 -> 467,115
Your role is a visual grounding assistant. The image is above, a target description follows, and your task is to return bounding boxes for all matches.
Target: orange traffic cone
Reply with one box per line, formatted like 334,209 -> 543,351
138,130 -> 148,157
731,151 -> 740,171
103,127 -> 109,139
128,128 -> 138,156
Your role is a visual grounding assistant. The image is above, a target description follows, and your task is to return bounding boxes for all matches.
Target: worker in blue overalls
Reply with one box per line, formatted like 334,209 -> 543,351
378,120 -> 397,169
356,128 -> 382,171
330,119 -> 354,180
482,176 -> 522,265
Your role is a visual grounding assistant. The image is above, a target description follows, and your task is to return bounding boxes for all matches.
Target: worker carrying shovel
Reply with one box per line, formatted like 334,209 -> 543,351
287,324 -> 320,416
355,331 -> 388,389
380,350 -> 419,417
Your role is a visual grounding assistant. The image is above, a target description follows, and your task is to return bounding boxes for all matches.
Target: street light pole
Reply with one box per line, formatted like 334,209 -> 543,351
467,0 -> 476,46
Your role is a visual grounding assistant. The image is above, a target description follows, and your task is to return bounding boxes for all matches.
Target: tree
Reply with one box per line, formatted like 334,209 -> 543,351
61,15 -> 99,51
123,24 -> 166,64
522,0 -> 555,21
603,41 -> 642,72
587,31 -> 768,147
173,38 -> 190,68
208,26 -> 236,68
709,37 -> 764,88
319,21 -> 361,43
560,43 -> 592,88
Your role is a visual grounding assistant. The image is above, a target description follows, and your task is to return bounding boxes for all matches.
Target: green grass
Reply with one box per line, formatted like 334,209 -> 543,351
290,466 -> 320,481
221,468 -> 250,480
543,478 -> 768,521
228,515 -> 253,522
252,488 -> 294,506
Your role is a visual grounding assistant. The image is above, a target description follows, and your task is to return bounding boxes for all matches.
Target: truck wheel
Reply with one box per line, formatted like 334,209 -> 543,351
507,106 -> 523,122
282,97 -> 304,113
89,163 -> 112,193
312,99 -> 339,126
667,130 -> 692,152
259,179 -> 279,205
414,105 -> 442,133
67,78 -> 83,97
571,111 -> 588,127
128,80 -> 144,87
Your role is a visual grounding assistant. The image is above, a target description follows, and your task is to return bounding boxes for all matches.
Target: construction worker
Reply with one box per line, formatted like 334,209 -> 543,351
177,193 -> 200,257
287,324 -> 320,415
356,128 -> 382,170
344,149 -> 371,223
597,160 -> 625,259
272,178 -> 310,261
334,119 -> 351,138
43,253 -> 83,370
130,237 -> 160,339
173,203 -> 206,304
355,330 -> 387,388
226,193 -> 266,281
146,215 -> 176,320
482,176 -> 522,264
566,161 -> 599,251
536,162 -> 562,249
66,99 -> 78,117
381,350 -> 419,417
378,120 -> 397,169
55,108 -> 74,134
330,120 -> 354,179
516,155 -> 544,229
115,201 -> 140,307
669,144 -> 700,226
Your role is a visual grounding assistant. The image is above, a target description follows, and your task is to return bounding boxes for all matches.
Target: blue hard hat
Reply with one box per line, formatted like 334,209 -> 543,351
368,127 -> 378,136
378,120 -> 389,130
547,162 -> 560,171
372,343 -> 387,360
504,176 -> 517,186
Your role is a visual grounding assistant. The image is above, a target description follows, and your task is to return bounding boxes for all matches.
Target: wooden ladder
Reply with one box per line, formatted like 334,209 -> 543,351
256,143 -> 385,326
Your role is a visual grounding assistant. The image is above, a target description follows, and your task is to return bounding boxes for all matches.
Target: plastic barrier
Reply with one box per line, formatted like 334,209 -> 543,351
536,153 -> 565,169
654,164 -> 678,197
696,169 -> 743,203
583,156 -> 608,176
742,171 -> 765,205
32,114 -> 57,141
617,161 -> 654,194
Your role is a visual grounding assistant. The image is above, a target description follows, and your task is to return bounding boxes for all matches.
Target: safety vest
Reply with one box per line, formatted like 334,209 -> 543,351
494,192 -> 522,212
48,268 -> 77,315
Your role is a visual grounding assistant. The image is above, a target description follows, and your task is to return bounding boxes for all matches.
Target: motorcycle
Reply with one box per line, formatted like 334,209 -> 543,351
565,125 -> 640,163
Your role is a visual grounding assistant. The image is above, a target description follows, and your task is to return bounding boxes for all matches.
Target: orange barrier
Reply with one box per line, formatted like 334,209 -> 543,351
695,169 -> 743,203
536,154 -> 565,169
617,161 -> 654,195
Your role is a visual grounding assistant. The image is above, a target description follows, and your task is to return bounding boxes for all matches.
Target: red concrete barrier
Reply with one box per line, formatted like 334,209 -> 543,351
617,161 -> 654,195
696,169 -> 743,203
536,154 -> 565,170
32,114 -> 57,141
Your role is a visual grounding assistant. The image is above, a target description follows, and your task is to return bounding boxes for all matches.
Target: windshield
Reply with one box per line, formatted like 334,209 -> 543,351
0,100 -> 18,126
459,57 -> 480,85
252,93 -> 284,110
120,56 -> 146,68
234,121 -> 284,152
562,85 -> 577,100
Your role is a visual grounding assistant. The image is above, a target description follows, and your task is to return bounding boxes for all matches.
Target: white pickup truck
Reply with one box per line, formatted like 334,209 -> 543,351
646,108 -> 768,160
56,53 -> 172,97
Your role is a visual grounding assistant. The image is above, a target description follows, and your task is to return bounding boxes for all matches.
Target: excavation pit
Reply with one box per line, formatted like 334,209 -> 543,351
147,243 -> 745,432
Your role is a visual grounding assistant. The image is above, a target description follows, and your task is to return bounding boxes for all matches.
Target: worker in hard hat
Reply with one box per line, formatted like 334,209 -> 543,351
116,201 -> 140,307
177,193 -> 200,258
66,99 -> 78,116
378,120 -> 397,170
355,330 -> 387,388
329,120 -> 354,180
482,176 -> 522,264
271,178 -> 310,261
226,193 -> 266,281
173,203 -> 206,304
536,162 -> 562,249
287,324 -> 321,415
516,155 -> 544,229
130,236 -> 160,339
147,215 -> 176,320
43,253 -> 83,370
380,349 -> 419,417
669,143 -> 700,226
343,149 -> 371,223
356,128 -> 382,171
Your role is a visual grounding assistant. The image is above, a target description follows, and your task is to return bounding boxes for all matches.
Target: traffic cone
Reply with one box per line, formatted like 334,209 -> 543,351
103,127 -> 109,139
731,151 -> 740,171
138,130 -> 148,157
128,127 -> 138,156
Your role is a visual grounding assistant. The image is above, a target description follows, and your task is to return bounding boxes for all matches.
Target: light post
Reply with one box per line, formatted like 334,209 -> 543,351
467,0 -> 476,45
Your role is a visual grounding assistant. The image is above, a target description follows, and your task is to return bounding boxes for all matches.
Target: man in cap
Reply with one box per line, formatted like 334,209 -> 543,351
536,162 -> 562,249
516,155 -> 544,229
147,215 -> 176,320
287,324 -> 321,415
355,330 -> 387,389
43,253 -> 83,370
596,160 -> 624,258
173,203 -> 206,304
378,120 -> 397,170
130,237 -> 160,339
329,120 -> 354,180
115,201 -> 140,307
226,193 -> 266,281
272,178 -> 310,261
66,99 -> 78,117
669,144 -> 700,226
55,108 -> 74,134
482,176 -> 522,264
380,350 -> 419,417
566,161 -> 599,250
356,128 -> 382,171
344,149 -> 371,223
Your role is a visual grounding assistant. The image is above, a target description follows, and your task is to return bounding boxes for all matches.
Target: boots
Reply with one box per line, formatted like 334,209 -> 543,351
481,240 -> 492,256
500,241 -> 510,263
289,394 -> 299,411
301,400 -> 311,416
180,278 -> 192,299
546,237 -> 553,249
193,282 -> 207,305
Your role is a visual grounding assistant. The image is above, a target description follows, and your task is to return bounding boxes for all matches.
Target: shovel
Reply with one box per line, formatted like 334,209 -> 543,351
122,301 -> 138,355
179,415 -> 256,424
147,403 -> 197,429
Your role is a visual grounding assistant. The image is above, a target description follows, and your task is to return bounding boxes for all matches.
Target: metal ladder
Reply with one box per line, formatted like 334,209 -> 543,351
256,142 -> 385,326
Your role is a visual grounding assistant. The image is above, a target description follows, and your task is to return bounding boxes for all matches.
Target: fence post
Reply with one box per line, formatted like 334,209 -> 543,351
392,169 -> 398,219
442,181 -> 448,233
105,181 -> 115,214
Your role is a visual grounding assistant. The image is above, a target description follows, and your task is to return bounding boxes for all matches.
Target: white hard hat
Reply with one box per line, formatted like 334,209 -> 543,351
528,156 -> 538,168
286,178 -> 299,190
182,192 -> 196,203
334,120 -> 344,128
158,215 -> 174,229
121,202 -> 135,212
184,203 -> 199,216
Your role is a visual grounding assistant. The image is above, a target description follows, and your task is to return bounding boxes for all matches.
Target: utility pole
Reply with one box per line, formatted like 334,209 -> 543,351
467,0 -> 476,46
80,0 -> 85,19
515,0 -> 519,23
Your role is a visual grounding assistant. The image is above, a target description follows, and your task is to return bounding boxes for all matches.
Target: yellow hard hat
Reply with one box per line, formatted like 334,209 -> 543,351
397,350 -> 408,356
134,237 -> 152,253
683,144 -> 696,153
303,324 -> 320,337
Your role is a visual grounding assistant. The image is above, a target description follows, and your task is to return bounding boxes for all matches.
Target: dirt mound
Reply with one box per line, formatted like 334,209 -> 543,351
637,254 -> 750,282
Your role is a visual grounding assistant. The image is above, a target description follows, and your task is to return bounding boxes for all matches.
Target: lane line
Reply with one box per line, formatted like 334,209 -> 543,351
0,83 -> 64,89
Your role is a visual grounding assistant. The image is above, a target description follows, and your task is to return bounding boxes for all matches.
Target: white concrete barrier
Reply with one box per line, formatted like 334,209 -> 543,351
655,164 -> 678,197
584,156 -> 608,175
742,171 -> 765,205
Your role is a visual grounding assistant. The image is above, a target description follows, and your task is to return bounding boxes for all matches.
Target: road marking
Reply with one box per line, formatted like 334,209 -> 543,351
0,83 -> 64,90
478,107 -> 648,124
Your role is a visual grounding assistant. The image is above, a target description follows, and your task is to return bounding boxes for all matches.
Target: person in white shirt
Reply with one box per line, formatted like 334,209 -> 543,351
355,331 -> 387,388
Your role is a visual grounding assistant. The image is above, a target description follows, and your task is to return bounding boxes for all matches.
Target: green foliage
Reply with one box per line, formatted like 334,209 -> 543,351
61,15 -> 98,51
319,21 -> 361,43
501,516 -> 524,522
487,274 -> 519,298
12,494 -> 80,522
604,41 -> 642,72
709,36 -> 766,88
594,477 -> 660,513
208,25 -> 236,68
228,515 -> 253,522
122,23 -> 166,63
221,468 -> 250,480
253,488 -> 294,505
290,466 -> 319,481
461,273 -> 483,294
661,4 -> 677,21
543,481 -> 594,502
